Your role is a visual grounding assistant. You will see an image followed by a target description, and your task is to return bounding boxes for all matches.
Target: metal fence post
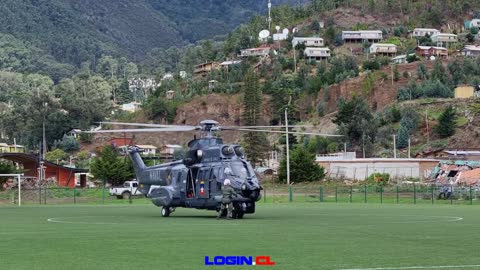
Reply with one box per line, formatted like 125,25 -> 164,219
380,186 -> 383,204
73,187 -> 76,205
364,185 -> 367,203
396,186 -> 399,204
413,183 -> 416,205
319,186 -> 323,202
335,186 -> 338,203
349,186 -> 353,203
470,186 -> 473,205
44,188 -> 47,205
263,188 -> 266,203
450,184 -> 453,205
39,187 -> 42,205
431,185 -> 434,204
289,186 -> 293,202
102,182 -> 105,204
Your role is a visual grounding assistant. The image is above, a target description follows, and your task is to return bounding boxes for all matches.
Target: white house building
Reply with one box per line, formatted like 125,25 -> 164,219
431,33 -> 458,47
411,28 -> 440,37
273,33 -> 288,41
342,30 -> 382,42
462,45 -> 480,57
369,43 -> 397,55
240,46 -> 271,57
471,19 -> 480,28
304,47 -> 330,60
292,37 -> 324,47
136,145 -> 158,155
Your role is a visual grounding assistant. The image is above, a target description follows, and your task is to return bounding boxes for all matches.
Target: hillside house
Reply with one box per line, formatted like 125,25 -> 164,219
411,28 -> 440,37
304,47 -> 330,60
431,33 -> 458,46
454,85 -> 475,99
193,62 -> 219,78
166,90 -> 175,100
121,102 -> 141,112
66,128 -> 82,139
462,45 -> 480,57
342,30 -> 382,42
415,46 -> 448,59
161,144 -> 183,157
292,37 -> 324,47
136,145 -> 158,155
273,33 -> 288,41
391,54 -> 415,64
240,46 -> 271,57
369,43 -> 397,55
471,19 -> 480,28
219,60 -> 242,68
0,143 -> 25,153
128,78 -> 158,99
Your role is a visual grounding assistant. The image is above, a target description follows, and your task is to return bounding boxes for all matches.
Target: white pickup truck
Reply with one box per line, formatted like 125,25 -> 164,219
109,181 -> 144,199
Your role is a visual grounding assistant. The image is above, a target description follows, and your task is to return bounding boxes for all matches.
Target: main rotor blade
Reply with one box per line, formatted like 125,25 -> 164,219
222,128 -> 342,137
224,125 -> 309,129
97,121 -> 194,128
83,127 -> 197,133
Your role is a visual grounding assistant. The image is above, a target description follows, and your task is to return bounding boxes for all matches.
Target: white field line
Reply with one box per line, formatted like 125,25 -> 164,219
46,216 -> 239,226
304,214 -> 464,223
338,265 -> 480,270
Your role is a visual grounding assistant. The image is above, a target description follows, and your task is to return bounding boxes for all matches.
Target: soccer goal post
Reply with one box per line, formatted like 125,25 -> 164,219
0,174 -> 24,206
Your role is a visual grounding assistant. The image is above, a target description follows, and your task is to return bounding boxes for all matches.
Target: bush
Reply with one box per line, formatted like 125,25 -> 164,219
367,173 -> 390,186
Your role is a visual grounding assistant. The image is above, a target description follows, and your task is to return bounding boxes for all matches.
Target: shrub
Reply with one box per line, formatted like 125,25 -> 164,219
367,173 -> 390,186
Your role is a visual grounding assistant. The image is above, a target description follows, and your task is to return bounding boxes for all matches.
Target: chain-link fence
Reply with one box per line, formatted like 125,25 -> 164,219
0,187 -> 150,205
260,184 -> 480,205
1,184 -> 479,206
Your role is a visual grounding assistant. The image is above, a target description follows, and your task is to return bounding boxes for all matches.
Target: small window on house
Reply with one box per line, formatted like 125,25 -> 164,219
447,171 -> 458,177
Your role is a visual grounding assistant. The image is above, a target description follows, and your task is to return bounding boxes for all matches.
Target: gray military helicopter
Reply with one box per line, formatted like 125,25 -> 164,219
89,120 -> 340,218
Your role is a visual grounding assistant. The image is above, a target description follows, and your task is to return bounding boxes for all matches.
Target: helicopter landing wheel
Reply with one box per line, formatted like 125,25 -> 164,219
161,207 -> 171,217
235,211 -> 244,219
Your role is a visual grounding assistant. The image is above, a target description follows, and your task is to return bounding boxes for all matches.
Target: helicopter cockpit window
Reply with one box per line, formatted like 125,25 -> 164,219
225,162 -> 250,179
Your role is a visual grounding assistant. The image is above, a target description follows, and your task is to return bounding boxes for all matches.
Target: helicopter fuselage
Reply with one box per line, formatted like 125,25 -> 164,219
128,137 -> 262,217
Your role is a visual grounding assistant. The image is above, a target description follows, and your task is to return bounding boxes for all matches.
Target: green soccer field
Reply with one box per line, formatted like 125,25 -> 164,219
1,203 -> 480,270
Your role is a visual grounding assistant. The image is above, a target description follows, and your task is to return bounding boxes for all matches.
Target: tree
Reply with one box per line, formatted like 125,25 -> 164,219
90,145 -> 134,186
278,146 -> 325,183
242,69 -> 270,165
54,134 -> 80,153
46,149 -> 68,164
431,59 -> 447,84
435,106 -> 457,138
393,65 -> 400,81
0,161 -> 17,189
333,96 -> 376,154
417,63 -> 428,80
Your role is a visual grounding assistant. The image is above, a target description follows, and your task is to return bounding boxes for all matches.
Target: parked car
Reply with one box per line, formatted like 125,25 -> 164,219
109,181 -> 144,199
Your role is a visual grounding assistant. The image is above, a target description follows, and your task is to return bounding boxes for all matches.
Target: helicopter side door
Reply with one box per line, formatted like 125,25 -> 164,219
196,167 -> 211,199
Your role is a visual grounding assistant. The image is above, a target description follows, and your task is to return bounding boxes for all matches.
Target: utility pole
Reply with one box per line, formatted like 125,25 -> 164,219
42,102 -> 47,160
425,109 -> 430,143
285,108 -> 290,185
293,45 -> 297,73
393,135 -> 397,158
267,0 -> 272,30
408,138 -> 411,159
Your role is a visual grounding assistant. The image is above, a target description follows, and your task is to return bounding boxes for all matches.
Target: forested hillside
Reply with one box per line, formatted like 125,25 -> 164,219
0,0 -> 299,71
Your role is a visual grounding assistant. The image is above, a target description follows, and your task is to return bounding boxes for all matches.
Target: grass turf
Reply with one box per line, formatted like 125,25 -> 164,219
1,203 -> 480,270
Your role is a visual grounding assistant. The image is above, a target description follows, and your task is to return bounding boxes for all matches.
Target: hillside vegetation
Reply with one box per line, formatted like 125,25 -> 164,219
2,0 -> 480,174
